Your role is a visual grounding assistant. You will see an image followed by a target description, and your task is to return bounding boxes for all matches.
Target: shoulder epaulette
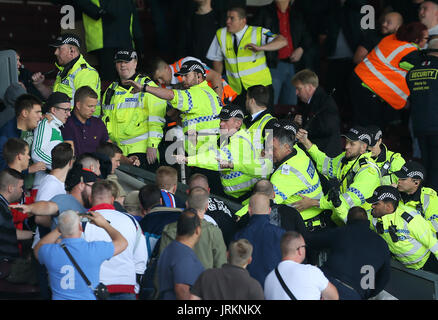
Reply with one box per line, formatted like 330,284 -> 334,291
401,211 -> 414,223
80,63 -> 87,69
359,158 -> 368,167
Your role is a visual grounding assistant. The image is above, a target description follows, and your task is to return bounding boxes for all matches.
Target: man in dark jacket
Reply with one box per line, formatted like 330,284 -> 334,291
292,69 -> 342,158
253,0 -> 314,106
307,206 -> 391,300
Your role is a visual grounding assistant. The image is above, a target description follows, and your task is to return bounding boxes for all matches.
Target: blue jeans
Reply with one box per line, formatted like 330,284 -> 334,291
107,293 -> 137,300
270,60 -> 297,106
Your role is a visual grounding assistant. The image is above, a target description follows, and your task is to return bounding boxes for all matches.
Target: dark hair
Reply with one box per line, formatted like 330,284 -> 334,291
176,209 -> 201,237
229,6 -> 247,19
187,186 -> 209,211
0,168 -> 24,192
147,56 -> 168,79
347,206 -> 368,223
396,22 -> 428,44
96,141 -> 123,159
74,86 -> 98,107
247,85 -> 270,107
253,179 -> 274,196
14,94 -> 42,118
3,138 -> 28,165
382,198 -> 399,211
138,184 -> 162,210
91,179 -> 113,199
51,142 -> 74,169
273,126 -> 296,150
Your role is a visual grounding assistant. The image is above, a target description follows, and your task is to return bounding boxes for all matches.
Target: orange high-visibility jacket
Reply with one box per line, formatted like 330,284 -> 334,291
170,57 -> 237,104
354,34 -> 418,110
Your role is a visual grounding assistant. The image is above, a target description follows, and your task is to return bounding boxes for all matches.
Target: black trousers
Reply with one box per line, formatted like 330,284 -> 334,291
417,134 -> 438,192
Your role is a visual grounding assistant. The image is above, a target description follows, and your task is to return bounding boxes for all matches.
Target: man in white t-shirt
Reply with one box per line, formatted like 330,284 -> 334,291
264,231 -> 339,300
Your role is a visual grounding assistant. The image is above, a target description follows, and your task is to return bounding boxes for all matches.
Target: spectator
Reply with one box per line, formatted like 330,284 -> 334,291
31,34 -> 101,109
264,231 -> 339,300
32,92 -> 72,191
159,186 -> 227,270
385,0 -> 424,25
307,207 -> 391,300
124,190 -> 143,222
101,50 -> 167,170
61,86 -> 109,157
419,0 -> 438,40
207,6 -> 288,108
295,126 -> 381,226
367,125 -> 406,186
367,185 -> 438,273
80,0 -> 144,81
95,142 -> 127,205
3,137 -> 43,175
292,69 -> 342,158
190,238 -> 264,300
83,180 -> 147,300
406,38 -> 438,191
14,49 -> 44,101
1,82 -> 25,128
155,166 -> 185,208
139,184 -> 182,258
233,193 -> 285,287
0,94 -> 43,171
253,0 -> 314,107
76,153 -> 101,177
395,161 -> 438,234
157,209 -> 204,300
350,22 -> 427,128
187,173 -> 237,247
353,11 -> 403,64
33,210 -> 128,300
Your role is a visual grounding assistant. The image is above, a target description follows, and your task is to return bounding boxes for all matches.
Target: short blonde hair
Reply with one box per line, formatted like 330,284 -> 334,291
291,69 -> 319,88
228,239 -> 253,266
156,166 -> 178,190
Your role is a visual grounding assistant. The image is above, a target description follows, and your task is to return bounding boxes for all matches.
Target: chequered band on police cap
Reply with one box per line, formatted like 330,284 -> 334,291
229,109 -> 244,118
358,134 -> 371,144
283,125 -> 297,135
62,37 -> 80,47
407,171 -> 424,179
377,192 -> 398,201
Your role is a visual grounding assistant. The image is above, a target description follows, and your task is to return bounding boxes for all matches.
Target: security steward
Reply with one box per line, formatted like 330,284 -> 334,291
367,185 -> 438,273
295,126 -> 381,226
395,161 -> 438,234
101,49 -> 167,171
124,60 -> 222,155
176,104 -> 272,203
32,34 -> 101,111
367,125 -> 405,185
268,120 -> 331,232
243,85 -> 277,157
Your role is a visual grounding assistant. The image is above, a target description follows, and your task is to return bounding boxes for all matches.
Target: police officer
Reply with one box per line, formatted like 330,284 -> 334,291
367,185 -> 438,273
243,85 -> 277,157
32,34 -> 101,110
295,126 -> 381,226
124,60 -> 222,155
176,104 -> 272,203
367,125 -> 405,185
394,161 -> 438,234
101,49 -> 167,171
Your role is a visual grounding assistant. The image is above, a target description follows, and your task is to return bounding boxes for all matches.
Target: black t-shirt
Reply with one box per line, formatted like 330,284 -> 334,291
360,29 -> 384,52
191,11 -> 220,67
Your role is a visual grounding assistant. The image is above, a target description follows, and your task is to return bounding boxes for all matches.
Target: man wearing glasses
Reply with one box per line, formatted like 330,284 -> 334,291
31,92 -> 71,191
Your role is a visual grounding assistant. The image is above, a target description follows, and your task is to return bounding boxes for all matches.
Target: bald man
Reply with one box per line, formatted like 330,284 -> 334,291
354,12 -> 403,64
233,193 -> 285,286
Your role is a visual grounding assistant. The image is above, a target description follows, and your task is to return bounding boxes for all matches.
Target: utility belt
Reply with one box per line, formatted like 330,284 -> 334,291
303,212 -> 325,232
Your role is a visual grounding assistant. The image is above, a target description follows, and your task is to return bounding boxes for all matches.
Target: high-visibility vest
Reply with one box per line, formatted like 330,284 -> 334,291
170,57 -> 237,104
53,55 -> 101,109
369,204 -> 438,270
308,144 -> 381,226
101,75 -> 167,156
354,34 -> 418,110
270,146 -> 325,222
216,26 -> 272,95
373,144 -> 405,185
242,112 -> 276,156
187,129 -> 272,199
401,187 -> 438,234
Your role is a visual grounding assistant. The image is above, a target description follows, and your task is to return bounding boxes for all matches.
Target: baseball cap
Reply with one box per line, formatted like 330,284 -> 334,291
367,125 -> 383,147
50,34 -> 81,48
219,104 -> 244,120
65,163 -> 98,191
394,161 -> 425,180
45,92 -> 70,109
174,60 -> 206,77
341,126 -> 372,145
366,185 -> 401,204
114,49 -> 138,62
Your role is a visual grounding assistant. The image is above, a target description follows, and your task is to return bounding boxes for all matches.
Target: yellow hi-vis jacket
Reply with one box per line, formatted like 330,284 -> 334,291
187,129 -> 273,199
101,75 -> 166,156
53,54 -> 101,110
369,203 -> 438,270
308,144 -> 381,225
216,26 -> 272,95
